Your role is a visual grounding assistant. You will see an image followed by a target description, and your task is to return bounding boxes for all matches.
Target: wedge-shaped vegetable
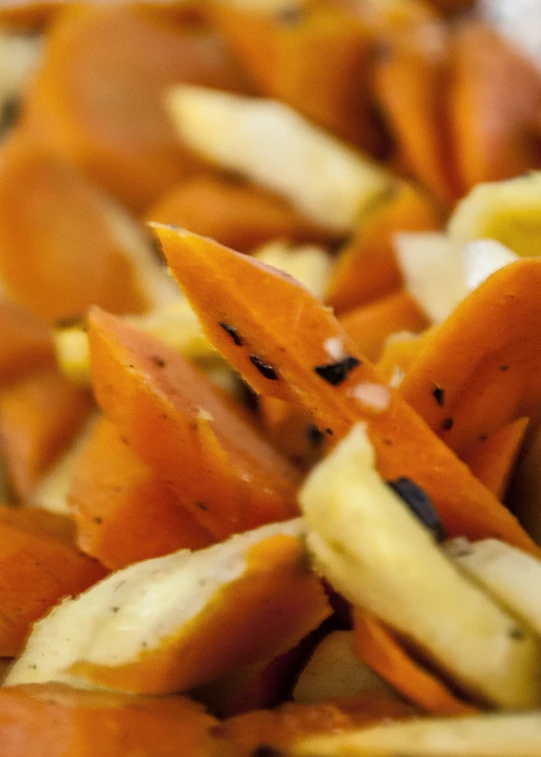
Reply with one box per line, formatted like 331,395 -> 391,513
353,610 -> 475,715
292,711 -> 541,757
254,241 -> 332,300
157,226 -> 534,549
0,300 -> 54,385
0,32 -> 40,114
0,131 -> 177,322
448,172 -> 541,258
69,415 -> 213,570
167,87 -> 392,233
146,173 -> 331,254
446,537 -> 541,638
0,506 -> 105,656
0,367 -> 92,500
6,519 -> 330,693
325,181 -> 440,313
299,424 -> 541,708
293,630 -> 393,704
462,239 -> 518,291
450,21 -> 541,191
0,683 -> 224,757
87,307 -> 299,539
399,259 -> 541,456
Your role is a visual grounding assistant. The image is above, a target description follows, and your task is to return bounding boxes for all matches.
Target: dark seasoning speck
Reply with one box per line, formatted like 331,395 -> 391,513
313,356 -> 360,386
218,321 -> 243,346
249,355 -> 278,380
387,477 -> 446,542
431,384 -> 445,407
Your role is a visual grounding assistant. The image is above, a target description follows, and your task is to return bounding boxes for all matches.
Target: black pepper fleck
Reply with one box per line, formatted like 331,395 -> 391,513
431,384 -> 445,407
251,746 -> 283,757
440,417 -> 454,431
196,502 -> 209,512
249,355 -> 278,380
305,424 -> 324,447
325,428 -> 333,436
93,517 -> 103,525
509,628 -> 526,640
479,434 -> 488,442
387,477 -> 446,542
313,356 -> 360,385
151,356 -> 165,368
499,365 -> 510,372
218,321 -> 243,346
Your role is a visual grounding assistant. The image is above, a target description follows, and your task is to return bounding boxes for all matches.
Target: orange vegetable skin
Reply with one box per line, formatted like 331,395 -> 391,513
69,415 -> 213,570
146,174 -> 332,253
464,418 -> 529,501
450,21 -> 541,191
216,690 -> 416,756
0,684 -> 224,757
0,368 -> 91,500
0,301 -> 54,385
21,5 -> 251,211
325,182 -> 441,313
339,290 -> 428,363
68,534 -> 331,693
0,132 -> 152,322
399,260 -> 541,458
0,508 -> 105,656
376,327 -> 437,383
158,226 -> 536,551
87,307 -> 300,540
353,610 -> 476,715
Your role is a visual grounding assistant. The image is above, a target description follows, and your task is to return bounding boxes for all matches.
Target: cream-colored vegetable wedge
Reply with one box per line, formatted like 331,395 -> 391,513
167,86 -> 392,233
291,712 -> 541,757
253,241 -> 333,300
298,424 -> 541,709
6,518 -> 330,694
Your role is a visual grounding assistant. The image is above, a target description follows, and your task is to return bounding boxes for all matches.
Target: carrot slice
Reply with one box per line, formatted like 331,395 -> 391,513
352,610 -> 477,715
339,290 -> 428,363
325,182 -> 441,313
0,367 -> 92,500
450,21 -> 541,191
216,689 -> 416,757
399,259 -> 541,458
157,226 -> 536,551
0,301 -> 54,385
21,5 -> 251,211
0,683 -> 223,757
87,307 -> 300,540
69,415 -> 213,570
145,173 -> 331,253
463,418 -> 529,501
0,507 -> 105,656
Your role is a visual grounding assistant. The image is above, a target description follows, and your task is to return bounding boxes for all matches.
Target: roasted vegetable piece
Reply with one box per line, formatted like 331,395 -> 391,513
157,226 -> 536,550
325,182 -> 441,313
146,173 -> 331,253
7,520 -> 330,694
0,367 -> 92,500
353,610 -> 476,715
399,259 -> 541,457
69,415 -> 213,570
21,4 -> 251,211
0,683 -> 225,757
87,307 -> 299,539
0,507 -> 105,656
0,301 -> 54,385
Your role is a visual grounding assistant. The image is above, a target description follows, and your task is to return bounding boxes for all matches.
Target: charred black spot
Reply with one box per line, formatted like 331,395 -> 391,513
325,428 -> 333,436
218,321 -> 243,346
93,517 -> 103,525
305,424 -> 324,447
440,417 -> 454,431
151,356 -> 165,368
251,747 -> 283,757
431,384 -> 445,407
249,355 -> 278,380
387,477 -> 446,542
196,502 -> 208,512
499,365 -> 510,372
313,356 -> 360,385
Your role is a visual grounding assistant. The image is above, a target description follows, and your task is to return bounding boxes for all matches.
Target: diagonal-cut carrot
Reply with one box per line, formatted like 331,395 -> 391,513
463,418 -> 529,501
352,609 -> 477,715
87,307 -> 300,540
156,226 -> 536,551
69,415 -> 213,570
0,301 -> 54,385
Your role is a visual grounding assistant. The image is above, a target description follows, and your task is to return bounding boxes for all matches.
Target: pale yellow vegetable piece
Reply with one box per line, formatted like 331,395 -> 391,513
167,86 -> 392,233
0,32 -> 41,121
461,239 -> 518,291
298,424 -> 541,709
448,172 -> 541,258
292,630 -> 393,704
291,712 -> 541,757
254,241 -> 333,300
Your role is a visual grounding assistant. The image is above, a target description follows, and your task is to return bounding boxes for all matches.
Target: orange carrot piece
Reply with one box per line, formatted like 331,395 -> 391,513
216,689 -> 416,757
0,367 -> 92,500
158,226 -> 536,551
0,301 -> 54,385
69,415 -> 213,570
450,21 -> 541,191
21,5 -> 251,211
87,307 -> 300,540
399,259 -> 541,458
339,290 -> 428,363
145,173 -> 332,253
0,509 -> 105,656
352,610 -> 477,715
0,683 -> 224,757
0,131 -> 154,321
259,396 -> 324,469
325,182 -> 441,313
463,418 -> 529,501
0,506 -> 75,543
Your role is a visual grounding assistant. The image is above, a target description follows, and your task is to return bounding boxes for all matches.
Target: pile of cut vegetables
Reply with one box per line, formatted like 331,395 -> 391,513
2,0 -> 541,755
